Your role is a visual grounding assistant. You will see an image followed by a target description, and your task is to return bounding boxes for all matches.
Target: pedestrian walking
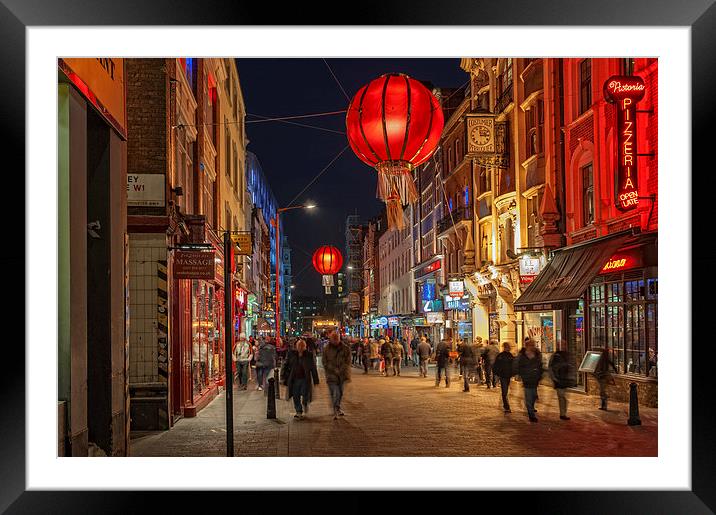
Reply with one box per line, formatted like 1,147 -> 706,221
417,336 -> 431,377
484,340 -> 500,389
380,338 -> 394,377
549,348 -> 576,420
282,339 -> 319,419
474,338 -> 486,385
322,329 -> 352,419
410,335 -> 420,367
493,342 -> 515,413
434,339 -> 451,387
458,338 -> 476,392
516,338 -> 543,422
391,338 -> 404,376
233,337 -> 252,390
359,338 -> 370,374
401,337 -> 409,367
457,338 -> 466,378
255,338 -> 276,391
351,339 -> 359,365
593,348 -> 617,411
369,338 -> 381,371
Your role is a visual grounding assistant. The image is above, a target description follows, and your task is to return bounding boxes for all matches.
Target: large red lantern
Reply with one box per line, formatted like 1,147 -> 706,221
346,73 -> 444,230
312,245 -> 343,294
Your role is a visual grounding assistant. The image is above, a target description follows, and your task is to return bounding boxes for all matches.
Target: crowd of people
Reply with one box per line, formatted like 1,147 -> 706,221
232,330 -> 618,424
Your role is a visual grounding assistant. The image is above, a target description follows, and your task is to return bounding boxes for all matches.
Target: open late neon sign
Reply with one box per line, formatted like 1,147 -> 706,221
604,76 -> 646,211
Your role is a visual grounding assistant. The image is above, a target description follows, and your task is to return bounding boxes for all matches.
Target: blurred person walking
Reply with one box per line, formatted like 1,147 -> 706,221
322,329 -> 352,419
517,338 -> 543,422
417,336 -> 431,378
458,337 -> 476,392
255,338 -> 276,392
594,348 -> 617,411
391,338 -> 405,376
233,337 -> 252,390
410,334 -> 420,367
401,337 -> 410,367
359,338 -> 371,374
369,338 -> 381,372
493,342 -> 515,413
380,338 -> 394,377
549,348 -> 576,420
434,339 -> 451,388
484,340 -> 500,389
282,338 -> 319,419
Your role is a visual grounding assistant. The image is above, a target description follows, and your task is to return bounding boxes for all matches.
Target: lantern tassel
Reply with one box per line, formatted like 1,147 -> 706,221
386,193 -> 405,230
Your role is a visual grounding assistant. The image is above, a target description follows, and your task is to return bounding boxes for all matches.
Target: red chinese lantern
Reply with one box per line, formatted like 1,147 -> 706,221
312,245 -> 343,294
346,73 -> 444,230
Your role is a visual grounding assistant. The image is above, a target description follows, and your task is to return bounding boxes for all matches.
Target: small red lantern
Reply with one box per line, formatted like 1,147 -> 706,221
346,73 -> 444,230
312,245 -> 343,294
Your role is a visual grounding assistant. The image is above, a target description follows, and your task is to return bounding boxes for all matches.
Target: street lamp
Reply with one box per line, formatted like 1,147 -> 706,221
270,204 -> 315,344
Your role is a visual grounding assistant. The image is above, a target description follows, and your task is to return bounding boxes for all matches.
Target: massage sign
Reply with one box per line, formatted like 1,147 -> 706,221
603,75 -> 646,211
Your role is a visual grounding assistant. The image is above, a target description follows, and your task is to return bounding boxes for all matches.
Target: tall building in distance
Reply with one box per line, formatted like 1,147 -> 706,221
290,295 -> 322,336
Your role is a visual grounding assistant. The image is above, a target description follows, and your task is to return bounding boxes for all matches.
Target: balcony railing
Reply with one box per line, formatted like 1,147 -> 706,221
437,206 -> 472,234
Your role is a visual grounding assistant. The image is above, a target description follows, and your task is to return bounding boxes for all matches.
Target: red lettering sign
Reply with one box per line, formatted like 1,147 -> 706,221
604,76 -> 646,212
423,260 -> 441,274
599,250 -> 642,274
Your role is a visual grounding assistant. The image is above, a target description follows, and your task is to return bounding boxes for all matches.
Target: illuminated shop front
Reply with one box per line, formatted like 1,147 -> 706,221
514,229 -> 657,406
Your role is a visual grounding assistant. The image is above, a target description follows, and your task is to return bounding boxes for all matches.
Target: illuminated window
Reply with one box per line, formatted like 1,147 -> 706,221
579,59 -> 592,115
581,163 -> 594,226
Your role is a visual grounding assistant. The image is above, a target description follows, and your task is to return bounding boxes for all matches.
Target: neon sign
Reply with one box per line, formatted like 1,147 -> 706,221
599,250 -> 642,274
604,76 -> 646,211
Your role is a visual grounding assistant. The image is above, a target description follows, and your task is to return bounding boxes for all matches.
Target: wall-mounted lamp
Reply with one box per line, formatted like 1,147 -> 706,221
171,186 -> 184,197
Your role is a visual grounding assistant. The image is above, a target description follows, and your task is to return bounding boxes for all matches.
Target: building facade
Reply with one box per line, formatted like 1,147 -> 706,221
58,58 -> 129,456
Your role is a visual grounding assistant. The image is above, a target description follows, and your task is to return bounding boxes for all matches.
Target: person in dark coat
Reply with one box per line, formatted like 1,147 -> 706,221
517,338 -> 543,422
458,339 -> 476,392
434,339 -> 451,387
410,335 -> 420,367
493,342 -> 515,412
417,336 -> 431,377
255,338 -> 276,392
322,329 -> 352,419
380,338 -> 393,377
593,348 -> 617,411
549,349 -> 575,420
282,339 -> 319,419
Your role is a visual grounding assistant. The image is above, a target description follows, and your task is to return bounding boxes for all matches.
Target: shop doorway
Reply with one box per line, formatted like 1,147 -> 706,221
567,300 -> 586,389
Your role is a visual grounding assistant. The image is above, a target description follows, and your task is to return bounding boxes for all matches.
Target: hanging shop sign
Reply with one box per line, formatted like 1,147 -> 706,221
127,174 -> 166,207
519,256 -> 541,284
173,250 -> 215,280
603,75 -> 646,212
426,312 -> 445,324
418,260 -> 441,277
230,232 -> 253,255
599,249 -> 643,274
448,280 -> 465,298
421,299 -> 444,313
388,316 -> 400,327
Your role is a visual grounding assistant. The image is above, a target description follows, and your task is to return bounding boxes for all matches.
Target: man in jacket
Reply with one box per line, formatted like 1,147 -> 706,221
417,336 -> 431,377
401,337 -> 410,367
380,338 -> 393,376
233,338 -> 252,390
493,342 -> 515,412
369,338 -> 381,371
322,329 -> 352,419
517,338 -> 543,422
484,340 -> 500,389
458,338 -> 476,392
410,335 -> 420,367
283,339 -> 320,419
391,338 -> 405,376
359,338 -> 371,374
434,339 -> 451,387
456,339 -> 466,378
255,338 -> 276,392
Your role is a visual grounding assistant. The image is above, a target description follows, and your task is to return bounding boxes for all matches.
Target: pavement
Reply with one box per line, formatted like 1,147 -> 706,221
130,359 -> 657,457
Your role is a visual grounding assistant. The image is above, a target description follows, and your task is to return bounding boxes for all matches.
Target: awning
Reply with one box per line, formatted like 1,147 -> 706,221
513,230 -> 636,312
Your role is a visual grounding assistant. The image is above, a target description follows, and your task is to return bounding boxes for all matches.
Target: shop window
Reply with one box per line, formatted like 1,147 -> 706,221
478,165 -> 491,195
582,163 -> 594,226
225,124 -> 231,179
579,59 -> 592,115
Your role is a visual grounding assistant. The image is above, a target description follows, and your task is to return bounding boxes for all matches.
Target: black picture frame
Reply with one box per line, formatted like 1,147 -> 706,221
3,0 -> 713,511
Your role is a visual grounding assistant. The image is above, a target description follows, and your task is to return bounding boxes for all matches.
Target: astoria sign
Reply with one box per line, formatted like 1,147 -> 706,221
604,75 -> 646,211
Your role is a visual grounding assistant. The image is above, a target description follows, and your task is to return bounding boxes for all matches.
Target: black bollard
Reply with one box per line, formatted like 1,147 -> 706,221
627,382 -> 641,426
266,378 -> 276,419
274,368 -> 280,399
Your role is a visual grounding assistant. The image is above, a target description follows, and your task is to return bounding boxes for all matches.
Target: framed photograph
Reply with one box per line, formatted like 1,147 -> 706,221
6,0 -> 714,512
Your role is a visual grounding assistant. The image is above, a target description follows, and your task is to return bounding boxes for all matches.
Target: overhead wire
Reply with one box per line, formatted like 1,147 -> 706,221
322,58 -> 351,102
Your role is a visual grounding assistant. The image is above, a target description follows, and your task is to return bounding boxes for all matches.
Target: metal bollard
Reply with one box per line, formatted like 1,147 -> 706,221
266,378 -> 276,419
627,382 -> 641,426
274,368 -> 280,399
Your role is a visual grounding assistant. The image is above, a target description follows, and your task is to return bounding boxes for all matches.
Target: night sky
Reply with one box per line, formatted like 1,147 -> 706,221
235,58 -> 468,297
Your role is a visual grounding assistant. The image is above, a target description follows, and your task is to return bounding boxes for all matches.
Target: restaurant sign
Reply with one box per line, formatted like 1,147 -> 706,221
603,75 -> 646,212
173,250 -> 215,280
519,257 -> 541,284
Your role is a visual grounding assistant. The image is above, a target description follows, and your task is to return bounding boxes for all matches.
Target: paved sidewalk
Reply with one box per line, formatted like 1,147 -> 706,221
130,361 -> 657,457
